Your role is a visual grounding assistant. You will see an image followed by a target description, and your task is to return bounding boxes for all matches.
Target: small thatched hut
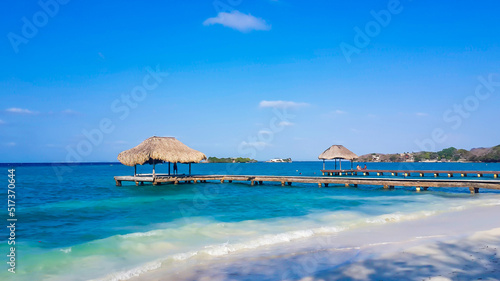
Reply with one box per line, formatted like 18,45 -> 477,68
117,136 -> 207,177
318,145 -> 358,170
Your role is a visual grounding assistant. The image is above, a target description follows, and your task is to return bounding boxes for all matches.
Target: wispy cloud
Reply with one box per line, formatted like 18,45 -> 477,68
240,141 -> 271,149
258,129 -> 272,135
278,121 -> 294,126
106,140 -> 129,146
203,11 -> 271,32
259,100 -> 309,109
5,107 -> 37,114
61,109 -> 80,116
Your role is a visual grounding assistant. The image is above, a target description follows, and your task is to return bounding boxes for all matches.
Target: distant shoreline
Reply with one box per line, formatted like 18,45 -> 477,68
1,160 -> 499,166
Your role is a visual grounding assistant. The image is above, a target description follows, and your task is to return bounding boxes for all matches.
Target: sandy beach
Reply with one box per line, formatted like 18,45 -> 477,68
131,203 -> 500,281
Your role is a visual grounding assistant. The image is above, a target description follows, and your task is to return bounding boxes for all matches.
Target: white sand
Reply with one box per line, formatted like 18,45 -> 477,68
308,227 -> 500,281
131,204 -> 500,281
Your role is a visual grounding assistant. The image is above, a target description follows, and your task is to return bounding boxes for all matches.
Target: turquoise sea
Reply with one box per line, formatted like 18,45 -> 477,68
2,161 -> 500,280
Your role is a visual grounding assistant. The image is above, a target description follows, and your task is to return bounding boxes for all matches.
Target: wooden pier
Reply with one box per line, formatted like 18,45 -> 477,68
115,173 -> 500,194
321,169 -> 500,178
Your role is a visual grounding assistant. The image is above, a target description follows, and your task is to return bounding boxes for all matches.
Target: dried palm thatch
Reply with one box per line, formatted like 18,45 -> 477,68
117,136 -> 207,166
318,145 -> 358,160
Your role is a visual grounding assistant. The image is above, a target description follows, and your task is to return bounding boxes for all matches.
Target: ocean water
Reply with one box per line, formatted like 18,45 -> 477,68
1,161 -> 500,280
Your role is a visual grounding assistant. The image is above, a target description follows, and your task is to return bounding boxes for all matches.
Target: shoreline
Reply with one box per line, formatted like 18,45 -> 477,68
129,203 -> 500,281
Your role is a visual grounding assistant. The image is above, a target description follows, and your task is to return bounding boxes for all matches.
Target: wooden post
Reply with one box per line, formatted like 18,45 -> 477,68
469,187 -> 479,194
153,161 -> 156,179
335,159 -> 337,170
323,159 -> 325,170
189,163 -> 192,175
134,165 -> 137,177
383,185 -> 389,189
478,173 -> 483,178
495,174 -> 498,179
220,179 -> 224,183
259,181 -> 263,185
281,181 -> 285,186
448,173 -> 453,177
115,180 -> 122,186
251,181 -> 254,186
423,187 -> 429,191
345,183 -> 349,187
434,173 -> 439,177
419,173 -> 424,177
168,162 -> 171,175
461,173 -> 467,177
324,183 -> 328,187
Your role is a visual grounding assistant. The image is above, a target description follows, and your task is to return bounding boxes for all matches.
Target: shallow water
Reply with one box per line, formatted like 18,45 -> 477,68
1,162 -> 499,280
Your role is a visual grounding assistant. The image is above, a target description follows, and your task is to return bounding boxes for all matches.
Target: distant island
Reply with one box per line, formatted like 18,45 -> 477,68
358,145 -> 500,163
266,158 -> 292,163
207,157 -> 257,163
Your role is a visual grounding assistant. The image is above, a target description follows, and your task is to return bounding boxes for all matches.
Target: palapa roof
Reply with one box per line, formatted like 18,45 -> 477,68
318,145 -> 358,160
117,136 -> 207,166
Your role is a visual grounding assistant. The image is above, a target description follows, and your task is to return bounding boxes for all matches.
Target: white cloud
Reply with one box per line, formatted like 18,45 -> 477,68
240,141 -> 271,149
61,109 -> 80,115
323,110 -> 347,118
278,121 -> 294,126
259,100 -> 309,109
5,108 -> 37,114
416,112 -> 428,117
258,129 -> 272,135
203,11 -> 271,32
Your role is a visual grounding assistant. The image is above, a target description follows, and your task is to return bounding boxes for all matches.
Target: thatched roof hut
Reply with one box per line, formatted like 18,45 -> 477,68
318,145 -> 358,161
318,145 -> 358,170
117,136 -> 207,176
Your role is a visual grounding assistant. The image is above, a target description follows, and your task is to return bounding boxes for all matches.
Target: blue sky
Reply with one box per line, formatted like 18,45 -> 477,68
1,0 -> 500,162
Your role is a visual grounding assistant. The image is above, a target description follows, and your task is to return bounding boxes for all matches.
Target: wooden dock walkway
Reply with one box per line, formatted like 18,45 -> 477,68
321,169 -> 499,178
114,173 -> 500,194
